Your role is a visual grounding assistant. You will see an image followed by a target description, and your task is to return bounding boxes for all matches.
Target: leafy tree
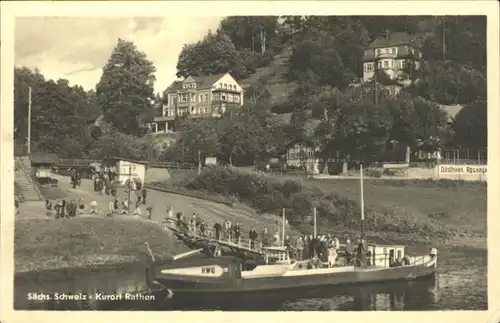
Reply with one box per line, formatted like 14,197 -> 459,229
422,16 -> 486,73
415,61 -> 486,105
176,30 -> 254,79
287,30 -> 355,89
176,118 -> 220,164
219,16 -> 280,53
86,122 -> 151,160
96,38 -> 156,136
452,100 -> 487,150
14,67 -> 46,143
24,79 -> 88,157
319,99 -> 394,163
385,96 -> 448,150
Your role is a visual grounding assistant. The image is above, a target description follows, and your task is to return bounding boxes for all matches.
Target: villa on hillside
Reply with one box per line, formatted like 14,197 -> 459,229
150,72 -> 244,133
361,30 -> 423,96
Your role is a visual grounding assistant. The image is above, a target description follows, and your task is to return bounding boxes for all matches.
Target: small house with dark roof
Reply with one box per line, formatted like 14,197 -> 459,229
152,72 -> 244,133
103,157 -> 149,186
361,30 -> 423,95
276,112 -> 323,174
30,152 -> 60,181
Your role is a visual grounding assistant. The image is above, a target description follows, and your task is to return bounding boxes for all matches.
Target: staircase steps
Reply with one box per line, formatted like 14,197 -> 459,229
15,156 -> 44,202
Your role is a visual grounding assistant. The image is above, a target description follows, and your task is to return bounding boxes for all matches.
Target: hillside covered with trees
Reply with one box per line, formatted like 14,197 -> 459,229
14,16 -> 487,165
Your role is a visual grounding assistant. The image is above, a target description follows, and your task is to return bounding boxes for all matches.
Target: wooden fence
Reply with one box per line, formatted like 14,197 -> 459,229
58,158 -> 195,170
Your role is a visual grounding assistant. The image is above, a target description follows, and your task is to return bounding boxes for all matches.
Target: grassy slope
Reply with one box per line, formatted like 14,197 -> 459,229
14,217 -> 186,273
239,47 -> 297,106
306,178 -> 487,236
167,168 -> 487,248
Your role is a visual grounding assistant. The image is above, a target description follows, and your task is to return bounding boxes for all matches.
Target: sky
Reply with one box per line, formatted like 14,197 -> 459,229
14,17 -> 223,93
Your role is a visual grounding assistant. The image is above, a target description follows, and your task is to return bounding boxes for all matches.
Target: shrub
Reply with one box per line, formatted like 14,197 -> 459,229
171,166 -> 461,240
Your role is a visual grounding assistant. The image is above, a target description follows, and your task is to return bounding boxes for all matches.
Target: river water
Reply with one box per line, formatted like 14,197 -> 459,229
14,245 -> 487,311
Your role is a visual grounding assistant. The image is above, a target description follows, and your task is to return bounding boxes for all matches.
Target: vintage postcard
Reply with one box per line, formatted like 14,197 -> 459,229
1,1 -> 499,323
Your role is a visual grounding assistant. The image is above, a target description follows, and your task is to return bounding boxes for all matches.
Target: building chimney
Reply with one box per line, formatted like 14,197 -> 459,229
385,29 -> 390,40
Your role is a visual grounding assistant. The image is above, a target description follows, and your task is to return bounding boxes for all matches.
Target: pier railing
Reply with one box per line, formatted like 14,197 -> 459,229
162,218 -> 266,255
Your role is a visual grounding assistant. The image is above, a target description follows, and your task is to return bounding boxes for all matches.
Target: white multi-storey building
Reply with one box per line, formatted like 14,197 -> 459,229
361,31 -> 422,95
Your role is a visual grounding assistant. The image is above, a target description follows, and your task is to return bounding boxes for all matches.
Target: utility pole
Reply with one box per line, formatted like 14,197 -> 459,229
442,17 -> 446,61
373,55 -> 378,106
260,29 -> 266,53
252,35 -> 255,53
360,164 -> 365,239
128,165 -> 132,215
282,208 -> 286,248
27,86 -> 32,154
197,149 -> 202,175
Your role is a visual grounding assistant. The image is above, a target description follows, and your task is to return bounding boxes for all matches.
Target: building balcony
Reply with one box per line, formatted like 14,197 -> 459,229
153,115 -> 175,122
212,88 -> 242,94
376,52 -> 397,59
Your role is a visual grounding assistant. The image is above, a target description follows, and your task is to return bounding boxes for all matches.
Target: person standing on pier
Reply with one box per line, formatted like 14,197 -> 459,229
214,222 -> 222,240
199,220 -> 206,236
249,228 -> 258,249
296,236 -> 304,260
356,238 -> 368,267
344,235 -> 354,265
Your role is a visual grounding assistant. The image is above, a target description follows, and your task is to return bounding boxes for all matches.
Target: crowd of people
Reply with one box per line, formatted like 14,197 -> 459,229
45,168 -> 153,220
171,212 -> 277,250
169,211 -> 380,268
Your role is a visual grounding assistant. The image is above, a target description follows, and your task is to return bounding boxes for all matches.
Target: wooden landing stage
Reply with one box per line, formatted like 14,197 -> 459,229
162,219 -> 266,258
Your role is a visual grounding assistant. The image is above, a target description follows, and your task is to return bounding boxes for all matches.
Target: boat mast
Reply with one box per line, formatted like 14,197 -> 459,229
360,164 -> 365,239
282,208 -> 285,247
313,207 -> 317,238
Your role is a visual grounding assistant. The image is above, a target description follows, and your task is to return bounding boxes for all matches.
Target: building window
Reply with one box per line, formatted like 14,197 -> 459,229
376,49 -> 381,56
378,61 -> 382,69
219,83 -> 222,88
221,95 -> 226,101
235,96 -> 240,103
383,61 -> 389,68
224,84 -> 227,89
365,63 -> 373,72
401,60 -> 406,69
204,94 -> 208,101
199,94 -> 203,102
213,93 -> 220,101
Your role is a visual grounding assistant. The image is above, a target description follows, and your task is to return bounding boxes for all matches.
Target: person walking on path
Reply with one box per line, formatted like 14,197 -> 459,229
107,200 -> 115,217
89,200 -> 98,215
141,187 -> 147,205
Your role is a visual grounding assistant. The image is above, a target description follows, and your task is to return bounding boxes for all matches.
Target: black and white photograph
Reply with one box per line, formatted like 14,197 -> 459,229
1,1 -> 499,321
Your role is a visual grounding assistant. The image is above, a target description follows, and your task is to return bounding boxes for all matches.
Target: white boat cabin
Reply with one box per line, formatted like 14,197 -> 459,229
262,246 -> 292,265
367,243 -> 406,268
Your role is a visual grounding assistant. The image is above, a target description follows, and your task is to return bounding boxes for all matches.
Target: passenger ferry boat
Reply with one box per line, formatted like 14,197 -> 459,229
147,165 -> 438,298
146,244 -> 437,298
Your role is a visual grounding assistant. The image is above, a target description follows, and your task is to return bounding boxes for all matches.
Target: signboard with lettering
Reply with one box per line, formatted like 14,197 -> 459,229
438,165 -> 487,175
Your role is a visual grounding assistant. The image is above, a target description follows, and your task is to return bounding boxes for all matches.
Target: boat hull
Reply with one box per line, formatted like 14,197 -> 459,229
154,257 -> 437,296
162,275 -> 438,310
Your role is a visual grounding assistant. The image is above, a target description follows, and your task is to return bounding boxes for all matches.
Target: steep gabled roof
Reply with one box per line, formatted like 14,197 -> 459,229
192,73 -> 228,89
439,104 -> 464,123
367,31 -> 416,49
164,73 -> 231,93
164,80 -> 183,94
